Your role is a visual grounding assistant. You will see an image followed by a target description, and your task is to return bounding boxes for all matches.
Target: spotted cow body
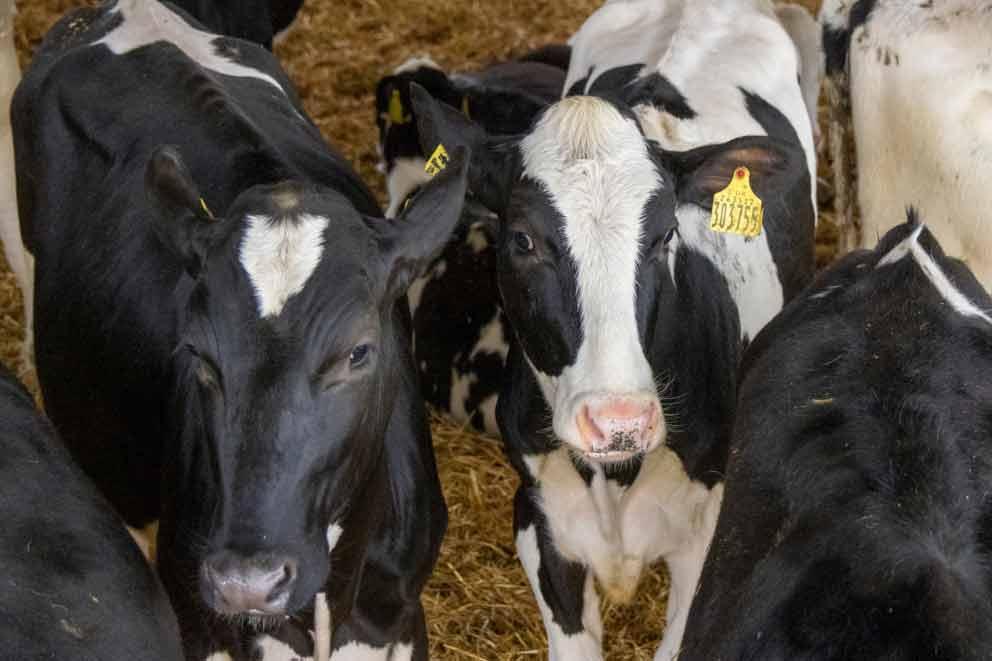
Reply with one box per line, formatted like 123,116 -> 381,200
13,2 -> 463,658
822,0 -> 992,284
375,49 -> 569,434
413,0 -> 817,658
681,216 -> 992,660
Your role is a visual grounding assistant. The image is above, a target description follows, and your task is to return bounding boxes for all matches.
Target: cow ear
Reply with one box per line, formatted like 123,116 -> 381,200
145,145 -> 219,277
409,83 -> 517,215
668,135 -> 807,209
379,145 -> 470,301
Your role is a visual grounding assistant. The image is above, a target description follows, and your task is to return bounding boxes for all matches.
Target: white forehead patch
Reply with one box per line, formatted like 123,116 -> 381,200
520,96 -> 661,396
240,214 -> 329,318
877,224 -> 992,325
252,636 -> 311,661
93,0 -> 287,96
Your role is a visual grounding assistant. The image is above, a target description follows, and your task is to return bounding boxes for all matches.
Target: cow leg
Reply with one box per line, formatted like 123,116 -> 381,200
330,603 -> 423,661
654,483 -> 724,661
514,486 -> 603,661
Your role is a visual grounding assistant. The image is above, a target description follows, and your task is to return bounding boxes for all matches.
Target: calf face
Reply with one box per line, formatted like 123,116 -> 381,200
413,87 -> 807,462
146,144 -> 467,617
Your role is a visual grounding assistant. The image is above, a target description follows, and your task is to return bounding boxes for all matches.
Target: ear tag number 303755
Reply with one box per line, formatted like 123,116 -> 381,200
710,166 -> 763,238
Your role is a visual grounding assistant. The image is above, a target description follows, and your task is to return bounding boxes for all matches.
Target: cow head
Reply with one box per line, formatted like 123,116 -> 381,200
412,86 -> 805,463
145,145 -> 467,618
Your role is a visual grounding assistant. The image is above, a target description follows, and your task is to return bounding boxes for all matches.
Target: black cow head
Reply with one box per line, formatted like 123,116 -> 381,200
411,85 -> 806,463
145,144 -> 467,618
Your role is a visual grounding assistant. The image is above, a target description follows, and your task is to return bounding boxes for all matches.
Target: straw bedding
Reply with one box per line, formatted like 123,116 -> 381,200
7,0 -> 833,658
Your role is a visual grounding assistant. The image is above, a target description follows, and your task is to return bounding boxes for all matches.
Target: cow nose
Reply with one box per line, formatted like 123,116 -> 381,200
576,396 -> 662,457
201,551 -> 298,615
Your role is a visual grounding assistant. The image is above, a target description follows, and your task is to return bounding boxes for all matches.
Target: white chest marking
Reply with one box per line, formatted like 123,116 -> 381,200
253,635 -> 312,661
330,641 -> 407,661
240,214 -> 329,318
676,205 -> 783,341
523,447 -> 719,602
94,0 -> 286,96
878,224 -> 992,325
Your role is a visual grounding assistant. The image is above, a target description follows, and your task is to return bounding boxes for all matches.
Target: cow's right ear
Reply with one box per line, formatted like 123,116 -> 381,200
409,83 -> 518,215
145,145 -> 219,277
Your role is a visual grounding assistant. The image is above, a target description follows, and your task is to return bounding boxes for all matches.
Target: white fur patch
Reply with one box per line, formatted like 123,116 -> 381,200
520,96 -> 662,448
254,635 -> 313,661
877,225 -> 992,325
828,0 -> 992,290
676,206 -> 784,342
392,55 -> 441,76
326,522 -> 343,553
240,214 -> 329,318
205,653 -> 234,661
565,0 -> 816,213
516,524 -> 603,661
329,641 -> 391,661
385,157 -> 430,218
94,0 -> 287,96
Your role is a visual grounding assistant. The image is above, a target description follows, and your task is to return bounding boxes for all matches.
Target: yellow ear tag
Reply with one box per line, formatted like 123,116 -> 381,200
388,89 -> 411,125
199,197 -> 215,220
460,95 -> 471,119
424,144 -> 449,178
709,167 -> 763,238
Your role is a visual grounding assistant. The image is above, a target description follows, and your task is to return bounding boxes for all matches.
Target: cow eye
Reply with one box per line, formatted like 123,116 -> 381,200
663,226 -> 678,246
349,344 -> 372,369
512,230 -> 534,254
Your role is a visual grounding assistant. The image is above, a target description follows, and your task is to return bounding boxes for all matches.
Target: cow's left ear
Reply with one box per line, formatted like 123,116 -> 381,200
145,145 -> 220,277
378,145 -> 470,301
667,135 -> 807,209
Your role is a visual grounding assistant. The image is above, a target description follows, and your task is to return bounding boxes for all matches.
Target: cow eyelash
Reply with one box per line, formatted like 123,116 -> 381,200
318,342 -> 376,391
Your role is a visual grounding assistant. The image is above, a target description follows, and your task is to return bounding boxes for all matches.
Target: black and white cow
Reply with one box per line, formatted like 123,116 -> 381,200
680,214 -> 992,660
0,365 -> 184,661
374,49 -> 568,433
412,0 -> 817,658
13,1 -> 465,658
821,0 -> 992,279
168,0 -> 304,49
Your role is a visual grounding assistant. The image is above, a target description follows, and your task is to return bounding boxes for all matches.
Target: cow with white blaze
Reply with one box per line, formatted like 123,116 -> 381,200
13,1 -> 465,658
412,0 -> 817,658
821,0 -> 992,281
374,49 -> 569,433
680,215 -> 992,660
0,365 -> 184,661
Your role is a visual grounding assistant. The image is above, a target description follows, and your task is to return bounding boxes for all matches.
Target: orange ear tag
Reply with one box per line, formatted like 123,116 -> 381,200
709,167 -> 763,238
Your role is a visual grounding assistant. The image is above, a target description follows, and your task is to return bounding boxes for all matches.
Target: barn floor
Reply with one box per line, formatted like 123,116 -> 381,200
8,1 -> 828,658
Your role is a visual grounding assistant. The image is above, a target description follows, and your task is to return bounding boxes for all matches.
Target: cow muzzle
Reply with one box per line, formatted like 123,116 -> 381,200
574,394 -> 663,461
201,551 -> 298,615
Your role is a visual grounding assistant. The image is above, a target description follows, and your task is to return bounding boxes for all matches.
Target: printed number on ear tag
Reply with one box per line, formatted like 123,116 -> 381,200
709,167 -> 763,238
424,144 -> 449,178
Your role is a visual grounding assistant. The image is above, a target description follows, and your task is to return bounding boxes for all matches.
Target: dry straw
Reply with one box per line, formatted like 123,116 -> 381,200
9,1 -> 834,658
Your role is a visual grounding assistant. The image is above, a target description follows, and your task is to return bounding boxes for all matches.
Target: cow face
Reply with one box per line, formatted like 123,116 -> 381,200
145,145 -> 467,618
412,86 -> 805,463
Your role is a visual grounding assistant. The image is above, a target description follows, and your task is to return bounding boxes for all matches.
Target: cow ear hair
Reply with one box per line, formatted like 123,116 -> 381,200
409,83 -> 517,215
379,145 -> 470,301
666,135 -> 806,210
145,145 -> 219,278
